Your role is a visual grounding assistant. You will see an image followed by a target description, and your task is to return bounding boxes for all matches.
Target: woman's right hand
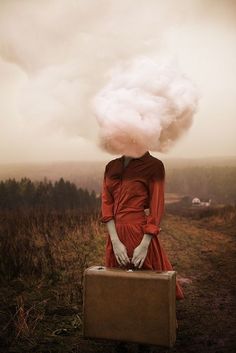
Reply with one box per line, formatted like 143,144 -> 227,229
111,239 -> 130,266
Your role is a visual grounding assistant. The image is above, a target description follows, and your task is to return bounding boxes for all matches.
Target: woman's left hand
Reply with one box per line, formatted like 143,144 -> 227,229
131,243 -> 149,269
131,234 -> 152,268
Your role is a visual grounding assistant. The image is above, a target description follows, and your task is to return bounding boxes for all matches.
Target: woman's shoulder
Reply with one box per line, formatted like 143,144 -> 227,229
148,154 -> 165,179
104,156 -> 122,171
149,153 -> 164,168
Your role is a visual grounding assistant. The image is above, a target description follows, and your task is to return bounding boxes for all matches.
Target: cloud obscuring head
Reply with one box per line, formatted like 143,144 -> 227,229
93,57 -> 199,158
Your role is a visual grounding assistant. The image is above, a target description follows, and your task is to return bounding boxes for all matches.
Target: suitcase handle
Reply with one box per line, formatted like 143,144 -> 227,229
97,265 -> 139,272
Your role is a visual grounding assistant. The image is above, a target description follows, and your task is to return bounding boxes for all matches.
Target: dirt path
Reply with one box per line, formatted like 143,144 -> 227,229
160,215 -> 236,353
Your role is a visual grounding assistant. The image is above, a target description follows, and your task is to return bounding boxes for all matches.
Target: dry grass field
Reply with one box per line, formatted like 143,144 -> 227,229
0,206 -> 235,353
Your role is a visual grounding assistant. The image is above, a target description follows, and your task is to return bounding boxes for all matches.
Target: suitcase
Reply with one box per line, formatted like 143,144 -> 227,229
83,265 -> 177,347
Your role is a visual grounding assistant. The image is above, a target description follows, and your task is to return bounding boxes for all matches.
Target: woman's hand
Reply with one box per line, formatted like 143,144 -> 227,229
106,219 -> 130,266
131,243 -> 148,268
131,233 -> 153,268
111,239 -> 130,266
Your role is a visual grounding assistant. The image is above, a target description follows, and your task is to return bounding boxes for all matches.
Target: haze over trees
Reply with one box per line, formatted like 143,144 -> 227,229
0,158 -> 235,209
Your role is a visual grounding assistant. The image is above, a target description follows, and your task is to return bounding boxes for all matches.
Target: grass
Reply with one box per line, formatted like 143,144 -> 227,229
0,207 -> 235,353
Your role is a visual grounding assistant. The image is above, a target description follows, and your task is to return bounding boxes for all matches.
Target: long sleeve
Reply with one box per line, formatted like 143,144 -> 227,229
99,165 -> 114,223
142,162 -> 165,237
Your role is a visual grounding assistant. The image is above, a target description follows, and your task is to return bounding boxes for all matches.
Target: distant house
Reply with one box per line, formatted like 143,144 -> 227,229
192,197 -> 201,205
192,197 -> 211,207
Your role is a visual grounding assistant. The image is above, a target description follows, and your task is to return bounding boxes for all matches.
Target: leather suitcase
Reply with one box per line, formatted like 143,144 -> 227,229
83,265 -> 176,347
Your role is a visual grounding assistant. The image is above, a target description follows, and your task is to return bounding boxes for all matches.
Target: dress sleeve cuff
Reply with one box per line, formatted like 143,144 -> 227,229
142,218 -> 161,236
99,215 -> 114,223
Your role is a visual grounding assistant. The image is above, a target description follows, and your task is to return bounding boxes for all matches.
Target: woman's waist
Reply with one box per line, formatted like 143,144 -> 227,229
114,208 -> 148,224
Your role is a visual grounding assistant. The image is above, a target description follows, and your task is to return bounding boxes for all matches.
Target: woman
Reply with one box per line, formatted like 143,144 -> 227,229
100,150 -> 184,301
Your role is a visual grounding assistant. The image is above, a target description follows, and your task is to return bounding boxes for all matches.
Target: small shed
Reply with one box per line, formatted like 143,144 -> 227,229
192,197 -> 201,205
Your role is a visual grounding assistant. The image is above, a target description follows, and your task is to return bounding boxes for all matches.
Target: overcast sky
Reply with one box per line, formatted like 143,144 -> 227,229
0,0 -> 235,163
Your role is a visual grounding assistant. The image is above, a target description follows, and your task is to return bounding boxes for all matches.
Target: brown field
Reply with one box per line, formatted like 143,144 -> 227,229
164,193 -> 183,204
0,206 -> 235,353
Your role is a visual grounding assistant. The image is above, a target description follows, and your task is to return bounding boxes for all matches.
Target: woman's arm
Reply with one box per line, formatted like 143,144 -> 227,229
105,219 -> 120,243
142,161 -> 165,237
100,165 -> 114,223
100,165 -> 130,266
132,161 -> 165,268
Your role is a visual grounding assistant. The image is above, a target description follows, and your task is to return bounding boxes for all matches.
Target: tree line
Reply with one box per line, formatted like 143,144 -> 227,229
1,165 -> 235,211
165,166 -> 236,204
0,177 -> 99,211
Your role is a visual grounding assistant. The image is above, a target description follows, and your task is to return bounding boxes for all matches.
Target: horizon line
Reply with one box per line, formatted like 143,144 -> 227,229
0,155 -> 236,165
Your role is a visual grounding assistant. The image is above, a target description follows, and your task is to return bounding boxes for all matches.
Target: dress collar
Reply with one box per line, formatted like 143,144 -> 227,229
121,150 -> 150,162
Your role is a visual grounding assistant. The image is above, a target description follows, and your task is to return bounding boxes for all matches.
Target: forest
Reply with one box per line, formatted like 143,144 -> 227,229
0,177 -> 99,211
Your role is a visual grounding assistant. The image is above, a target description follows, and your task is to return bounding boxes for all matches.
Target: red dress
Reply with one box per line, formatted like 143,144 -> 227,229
100,151 -> 184,300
